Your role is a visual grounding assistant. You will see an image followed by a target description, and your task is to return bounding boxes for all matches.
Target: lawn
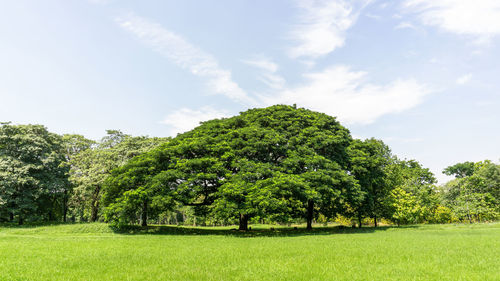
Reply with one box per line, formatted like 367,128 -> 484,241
0,223 -> 498,280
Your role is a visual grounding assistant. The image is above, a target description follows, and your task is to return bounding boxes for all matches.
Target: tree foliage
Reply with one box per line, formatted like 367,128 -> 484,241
103,105 -> 361,229
69,130 -> 168,222
348,138 -> 392,227
442,161 -> 500,222
0,123 -> 68,224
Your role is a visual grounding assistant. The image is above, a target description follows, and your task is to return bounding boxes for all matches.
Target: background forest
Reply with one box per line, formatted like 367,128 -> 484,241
1,106 -> 498,229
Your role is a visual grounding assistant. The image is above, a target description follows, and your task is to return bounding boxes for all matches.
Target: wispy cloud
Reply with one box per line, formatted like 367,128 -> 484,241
402,0 -> 500,44
456,73 -> 472,85
241,58 -> 278,73
162,106 -> 229,136
259,65 -> 431,124
288,0 -> 371,59
116,14 -> 255,105
243,57 -> 286,90
395,21 -> 417,30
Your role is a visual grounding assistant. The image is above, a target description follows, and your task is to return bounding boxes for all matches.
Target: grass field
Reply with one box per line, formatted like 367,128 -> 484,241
0,223 -> 498,281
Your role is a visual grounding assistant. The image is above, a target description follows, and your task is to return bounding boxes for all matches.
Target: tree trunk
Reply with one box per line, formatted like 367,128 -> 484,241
238,214 -> 249,231
63,190 -> 68,223
141,201 -> 148,227
306,200 -> 314,230
9,212 -> 14,222
18,216 -> 23,225
358,214 -> 362,228
373,215 -> 377,227
90,186 -> 101,222
90,202 -> 99,222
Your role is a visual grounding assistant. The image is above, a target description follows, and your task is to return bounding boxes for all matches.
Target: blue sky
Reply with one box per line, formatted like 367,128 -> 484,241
1,0 -> 500,183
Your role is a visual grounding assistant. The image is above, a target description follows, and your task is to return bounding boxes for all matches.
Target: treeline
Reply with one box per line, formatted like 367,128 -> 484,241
0,123 -> 168,224
0,106 -> 498,228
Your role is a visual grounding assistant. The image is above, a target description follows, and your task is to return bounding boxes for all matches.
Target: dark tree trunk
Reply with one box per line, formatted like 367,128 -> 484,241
141,201 -> 148,227
358,214 -> 362,228
90,201 -> 99,222
63,190 -> 68,223
306,200 -> 314,230
373,215 -> 377,227
9,212 -> 14,222
239,214 -> 249,231
90,186 -> 101,222
18,216 -> 23,225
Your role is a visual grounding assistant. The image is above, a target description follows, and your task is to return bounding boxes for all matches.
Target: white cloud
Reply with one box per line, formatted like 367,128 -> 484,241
241,58 -> 278,73
163,65 -> 430,132
403,0 -> 500,43
162,107 -> 229,136
289,0 -> 370,59
243,57 -> 286,90
456,73 -> 472,85
116,14 -> 254,105
259,73 -> 286,90
259,65 -> 431,124
395,21 -> 417,30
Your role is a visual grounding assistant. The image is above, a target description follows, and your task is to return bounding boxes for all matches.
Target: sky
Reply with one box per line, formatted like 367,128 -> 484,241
1,0 -> 500,183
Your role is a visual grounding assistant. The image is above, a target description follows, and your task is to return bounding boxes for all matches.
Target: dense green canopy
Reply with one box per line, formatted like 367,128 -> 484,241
103,105 -> 362,229
0,123 -> 67,224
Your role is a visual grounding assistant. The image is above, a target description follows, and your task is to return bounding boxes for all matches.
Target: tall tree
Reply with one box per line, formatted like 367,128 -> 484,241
348,138 -> 392,227
60,134 -> 95,222
0,123 -> 67,224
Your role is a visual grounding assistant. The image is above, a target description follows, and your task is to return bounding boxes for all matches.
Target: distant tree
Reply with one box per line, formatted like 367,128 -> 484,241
69,130 -> 168,222
384,159 -> 437,223
102,148 -> 175,226
389,187 -> 422,226
442,161 -> 499,222
0,123 -> 67,224
443,161 -> 475,178
60,134 -> 95,222
348,138 -> 392,227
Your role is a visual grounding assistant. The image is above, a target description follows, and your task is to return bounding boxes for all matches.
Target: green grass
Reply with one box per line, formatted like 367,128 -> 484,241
0,223 -> 498,280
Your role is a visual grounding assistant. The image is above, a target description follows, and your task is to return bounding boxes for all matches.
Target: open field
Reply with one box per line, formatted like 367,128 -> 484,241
0,223 -> 499,281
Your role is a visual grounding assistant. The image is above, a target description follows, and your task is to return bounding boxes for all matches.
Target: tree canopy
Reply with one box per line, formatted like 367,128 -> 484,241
0,123 -> 67,224
103,105 -> 362,229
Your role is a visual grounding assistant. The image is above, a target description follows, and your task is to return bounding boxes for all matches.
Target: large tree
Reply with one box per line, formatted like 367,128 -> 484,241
0,123 -> 67,224
103,105 -> 362,230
